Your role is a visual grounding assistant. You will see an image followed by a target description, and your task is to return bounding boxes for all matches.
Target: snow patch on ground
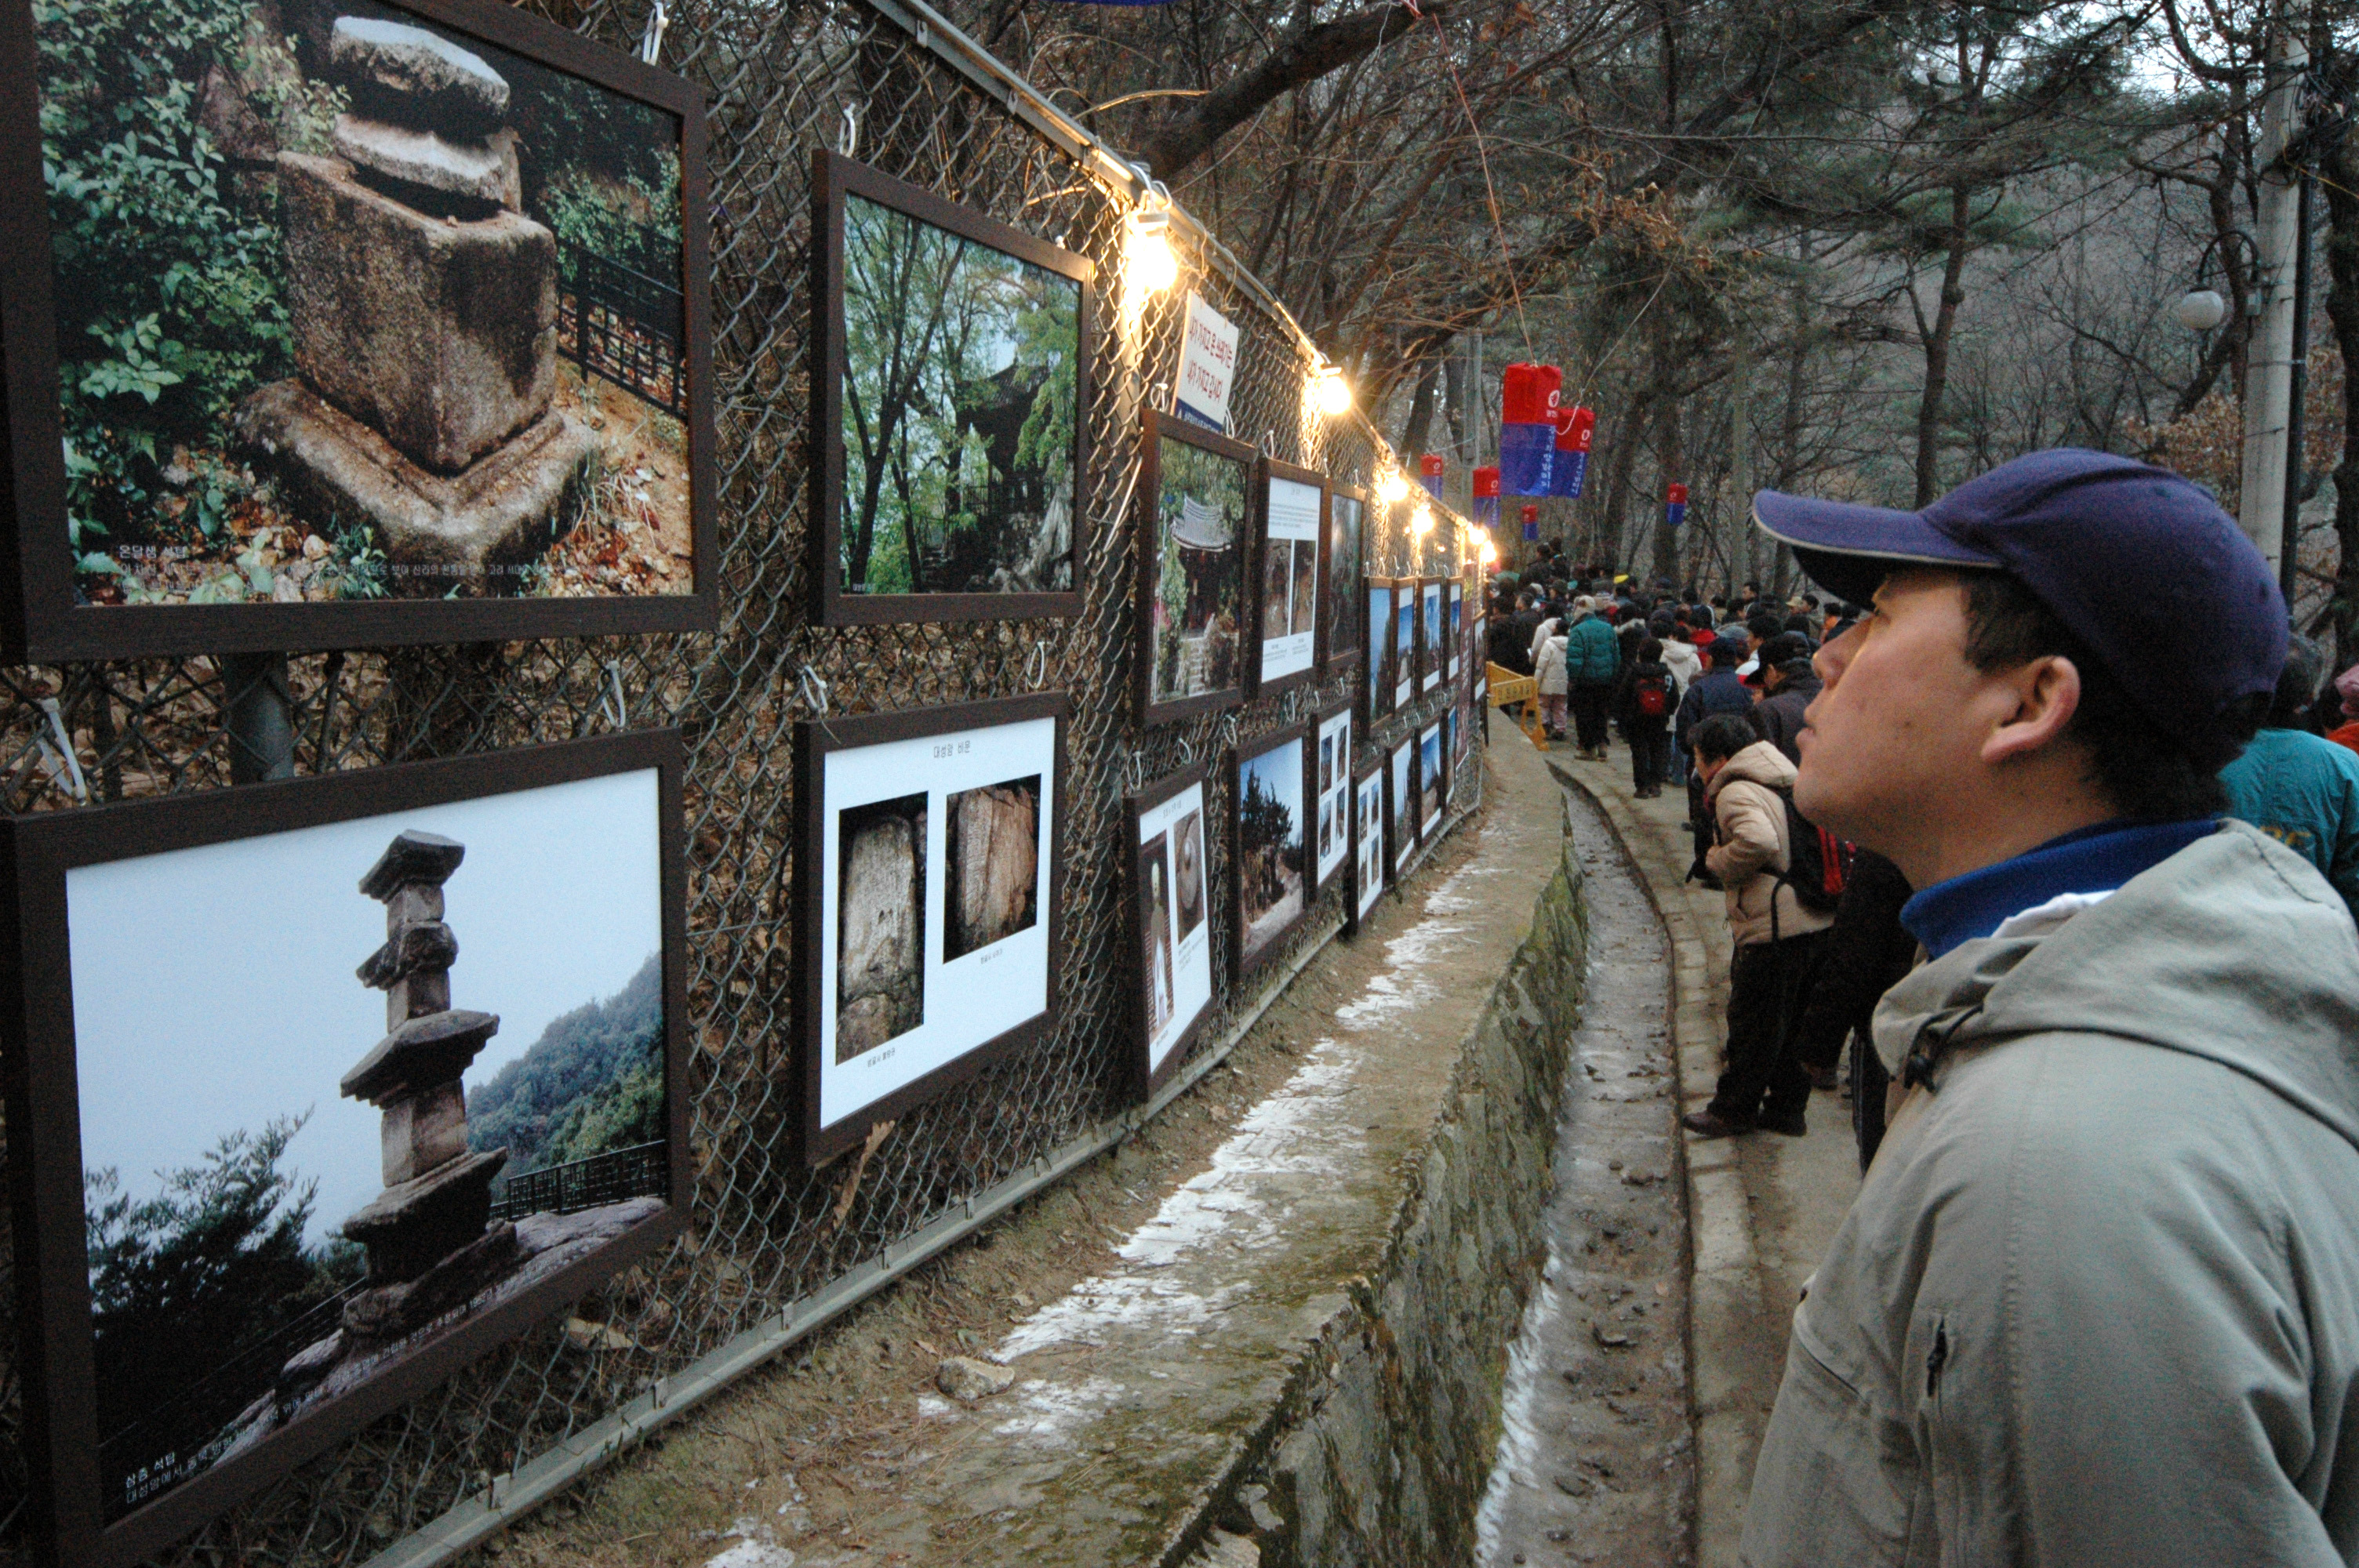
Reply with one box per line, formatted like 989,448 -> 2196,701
990,1375 -> 1127,1442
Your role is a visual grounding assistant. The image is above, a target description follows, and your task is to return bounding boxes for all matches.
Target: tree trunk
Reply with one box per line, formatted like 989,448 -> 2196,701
1914,186 -> 1974,508
2321,109 -> 2359,673
1595,396 -> 1652,577
1401,356 -> 1443,464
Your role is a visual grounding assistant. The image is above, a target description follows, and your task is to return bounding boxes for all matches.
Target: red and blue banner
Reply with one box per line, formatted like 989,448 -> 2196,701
1550,405 -> 1595,499
1419,453 -> 1446,500
1665,482 -> 1688,535
1499,363 -> 1561,495
1521,501 -> 1540,543
1473,465 -> 1500,526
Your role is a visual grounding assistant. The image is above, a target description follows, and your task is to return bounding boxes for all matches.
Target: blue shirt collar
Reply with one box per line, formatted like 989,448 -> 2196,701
1899,817 -> 2219,960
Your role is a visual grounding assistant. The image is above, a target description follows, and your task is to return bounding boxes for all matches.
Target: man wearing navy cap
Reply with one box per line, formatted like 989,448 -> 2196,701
1737,449 -> 2359,1565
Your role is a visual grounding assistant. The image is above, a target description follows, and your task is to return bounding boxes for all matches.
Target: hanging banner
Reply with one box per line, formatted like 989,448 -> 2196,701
1665,482 -> 1688,535
1419,454 -> 1446,500
1550,405 -> 1596,499
1521,501 -> 1540,543
1499,363 -> 1561,495
1173,292 -> 1239,434
1473,465 -> 1500,527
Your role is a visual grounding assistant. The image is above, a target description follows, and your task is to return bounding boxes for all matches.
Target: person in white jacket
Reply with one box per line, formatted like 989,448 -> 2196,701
1533,627 -> 1568,739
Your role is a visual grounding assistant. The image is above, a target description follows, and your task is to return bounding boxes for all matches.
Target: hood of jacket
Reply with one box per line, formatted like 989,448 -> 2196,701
1873,818 -> 2359,1156
1705,738 -> 1794,804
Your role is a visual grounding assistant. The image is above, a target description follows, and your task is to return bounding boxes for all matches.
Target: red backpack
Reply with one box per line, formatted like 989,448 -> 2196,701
1633,671 -> 1671,718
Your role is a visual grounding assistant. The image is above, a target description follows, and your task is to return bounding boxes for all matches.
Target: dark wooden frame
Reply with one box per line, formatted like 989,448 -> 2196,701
1309,697 -> 1354,898
1228,722 -> 1313,983
1246,456 -> 1325,699
1419,718 -> 1448,837
1390,579 -> 1417,713
810,150 -> 1094,626
1136,411 -> 1256,728
1322,485 -> 1368,677
1345,755 -> 1386,936
0,0 -> 717,661
1386,735 -> 1417,876
1125,759 -> 1216,1099
1445,579 -> 1464,681
0,731 -> 692,1566
1418,578 -> 1445,694
791,691 -> 1069,1163
1363,575 -> 1399,727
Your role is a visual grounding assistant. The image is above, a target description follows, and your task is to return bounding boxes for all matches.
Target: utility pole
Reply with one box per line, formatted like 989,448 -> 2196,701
2241,2 -> 2307,584
1730,323 -> 1752,592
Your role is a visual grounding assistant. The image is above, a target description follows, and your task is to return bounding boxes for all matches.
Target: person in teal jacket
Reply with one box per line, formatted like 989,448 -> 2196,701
2222,637 -> 2359,924
1561,600 -> 1621,759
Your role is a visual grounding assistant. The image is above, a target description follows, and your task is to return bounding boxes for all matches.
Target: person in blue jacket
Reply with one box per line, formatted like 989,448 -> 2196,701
2221,635 -> 2359,924
1561,598 -> 1622,760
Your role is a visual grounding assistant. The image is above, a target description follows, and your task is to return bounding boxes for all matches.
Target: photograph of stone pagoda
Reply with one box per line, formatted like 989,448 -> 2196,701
68,779 -> 667,1523
35,0 -> 693,605
1150,436 -> 1245,705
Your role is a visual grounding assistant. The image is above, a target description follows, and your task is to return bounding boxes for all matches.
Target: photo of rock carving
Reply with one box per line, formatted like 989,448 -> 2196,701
1140,833 -> 1175,1039
38,2 -> 692,605
1328,497 -> 1361,657
1172,808 -> 1205,941
836,193 -> 1079,598
1238,739 -> 1306,966
1261,535 -> 1295,641
943,775 -> 1041,962
836,791 -> 928,1060
71,796 -> 665,1525
1289,537 -> 1317,637
1150,437 -> 1245,705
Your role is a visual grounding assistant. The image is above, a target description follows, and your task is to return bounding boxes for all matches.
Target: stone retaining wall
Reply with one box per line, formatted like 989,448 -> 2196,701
1206,792 -> 1589,1566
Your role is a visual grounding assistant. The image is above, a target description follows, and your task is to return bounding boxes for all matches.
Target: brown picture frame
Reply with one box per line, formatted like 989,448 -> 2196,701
1323,484 -> 1367,677
1363,575 -> 1399,728
1309,697 -> 1354,898
1136,411 -> 1255,728
1245,456 -> 1325,700
1418,578 -> 1446,695
1419,718 -> 1447,837
1386,734 -> 1417,877
791,691 -> 1069,1164
1229,722 -> 1313,983
1125,759 -> 1217,1098
1346,754 -> 1386,936
0,730 -> 692,1567
809,150 -> 1094,626
0,0 -> 718,661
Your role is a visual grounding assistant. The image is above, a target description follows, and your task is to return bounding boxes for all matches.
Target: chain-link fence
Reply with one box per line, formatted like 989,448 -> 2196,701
0,1 -> 1486,1560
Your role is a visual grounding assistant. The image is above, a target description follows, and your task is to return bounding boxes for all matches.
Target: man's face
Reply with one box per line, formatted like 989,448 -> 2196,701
1794,570 -> 2011,852
1694,749 -> 1727,786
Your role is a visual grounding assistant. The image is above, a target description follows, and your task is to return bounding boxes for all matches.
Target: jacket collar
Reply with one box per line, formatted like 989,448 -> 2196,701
1899,817 -> 2220,960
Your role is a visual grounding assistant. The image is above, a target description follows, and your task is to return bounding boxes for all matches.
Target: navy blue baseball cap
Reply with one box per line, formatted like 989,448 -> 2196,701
1751,448 -> 2287,752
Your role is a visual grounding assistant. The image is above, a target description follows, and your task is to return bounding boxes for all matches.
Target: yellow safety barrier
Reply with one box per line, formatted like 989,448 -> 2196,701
1485,662 -> 1548,751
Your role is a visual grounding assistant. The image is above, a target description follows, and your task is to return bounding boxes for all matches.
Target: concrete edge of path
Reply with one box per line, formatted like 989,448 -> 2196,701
1547,756 -> 1762,1568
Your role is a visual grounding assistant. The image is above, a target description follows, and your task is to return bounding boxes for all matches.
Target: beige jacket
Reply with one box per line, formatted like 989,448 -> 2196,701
1705,740 -> 1836,947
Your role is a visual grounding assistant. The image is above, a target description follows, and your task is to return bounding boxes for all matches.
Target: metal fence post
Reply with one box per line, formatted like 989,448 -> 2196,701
221,652 -> 296,784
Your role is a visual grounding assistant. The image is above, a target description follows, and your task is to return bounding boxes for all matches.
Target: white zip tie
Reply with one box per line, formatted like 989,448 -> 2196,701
37,698 -> 87,803
798,666 -> 831,716
603,662 -> 630,731
841,103 -> 861,158
638,0 -> 669,65
1027,640 -> 1049,690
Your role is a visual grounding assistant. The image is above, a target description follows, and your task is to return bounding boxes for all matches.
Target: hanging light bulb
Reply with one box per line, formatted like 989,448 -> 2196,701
1125,199 -> 1179,295
1409,506 -> 1434,538
1376,471 -> 1409,504
1478,535 -> 1498,565
1314,361 -> 1353,416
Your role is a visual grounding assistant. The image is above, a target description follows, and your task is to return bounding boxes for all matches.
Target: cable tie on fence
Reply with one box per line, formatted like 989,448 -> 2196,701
638,0 -> 668,65
799,666 -> 830,716
36,698 -> 87,804
840,103 -> 861,158
603,661 -> 630,731
1027,640 -> 1049,690
1176,733 -> 1196,767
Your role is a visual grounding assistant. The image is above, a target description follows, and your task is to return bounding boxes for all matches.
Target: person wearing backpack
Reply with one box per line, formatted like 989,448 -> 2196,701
1614,636 -> 1681,797
1681,712 -> 1837,1138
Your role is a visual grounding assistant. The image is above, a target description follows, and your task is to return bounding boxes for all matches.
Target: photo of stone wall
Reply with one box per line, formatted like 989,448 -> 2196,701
1150,437 -> 1245,706
836,193 -> 1080,598
835,792 -> 928,1060
35,0 -> 694,607
1173,808 -> 1205,941
943,774 -> 1041,961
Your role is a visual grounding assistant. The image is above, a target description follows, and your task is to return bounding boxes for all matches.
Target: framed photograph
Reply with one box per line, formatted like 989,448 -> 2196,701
1446,580 -> 1464,681
1250,458 -> 1324,696
1230,725 -> 1312,980
0,731 -> 688,1566
1452,682 -> 1474,775
1419,720 -> 1446,837
1387,735 -> 1417,876
1324,485 -> 1365,677
1365,577 -> 1398,724
1419,579 -> 1445,694
793,692 -> 1066,1163
1127,762 -> 1216,1096
1349,758 -> 1387,933
1138,411 -> 1252,728
1311,702 -> 1354,895
812,151 -> 1092,626
1393,586 -> 1417,712
0,0 -> 718,661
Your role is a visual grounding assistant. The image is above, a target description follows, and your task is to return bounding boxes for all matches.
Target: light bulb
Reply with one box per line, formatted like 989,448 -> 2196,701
1409,506 -> 1434,537
1125,205 -> 1179,295
1314,365 -> 1352,416
1376,473 -> 1408,504
1478,535 -> 1498,564
2175,289 -> 2226,333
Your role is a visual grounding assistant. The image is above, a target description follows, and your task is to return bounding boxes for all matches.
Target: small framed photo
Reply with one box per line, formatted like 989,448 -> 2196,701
812,151 -> 1092,625
1387,735 -> 1416,877
1231,725 -> 1312,981
1139,411 -> 1253,728
1250,458 -> 1325,697
1323,485 -> 1367,677
793,693 -> 1067,1163
1419,720 -> 1446,837
1452,683 -> 1474,774
1446,580 -> 1464,681
1349,757 -> 1386,935
1419,579 -> 1445,694
1310,701 -> 1354,895
1393,585 -> 1417,712
0,0 -> 718,661
2,731 -> 689,1566
1128,761 -> 1216,1095
1365,577 -> 1399,724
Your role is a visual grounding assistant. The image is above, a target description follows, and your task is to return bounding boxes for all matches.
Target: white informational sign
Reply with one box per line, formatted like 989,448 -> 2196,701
1314,707 -> 1353,888
1390,739 -> 1416,875
1174,291 -> 1239,434
1137,780 -> 1214,1079
1259,476 -> 1321,685
819,715 -> 1057,1131
1354,769 -> 1387,922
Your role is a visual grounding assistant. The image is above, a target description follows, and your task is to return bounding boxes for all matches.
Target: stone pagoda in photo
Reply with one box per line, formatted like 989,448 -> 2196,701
237,16 -> 593,593
337,829 -> 507,1287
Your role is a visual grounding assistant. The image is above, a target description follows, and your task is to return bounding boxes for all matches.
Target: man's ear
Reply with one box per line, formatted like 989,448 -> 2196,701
1981,655 -> 2082,767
